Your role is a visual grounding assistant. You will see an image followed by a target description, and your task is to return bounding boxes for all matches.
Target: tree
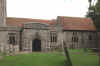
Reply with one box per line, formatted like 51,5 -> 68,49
87,0 -> 100,30
88,0 -> 92,7
87,0 -> 100,64
63,41 -> 72,66
0,49 -> 3,60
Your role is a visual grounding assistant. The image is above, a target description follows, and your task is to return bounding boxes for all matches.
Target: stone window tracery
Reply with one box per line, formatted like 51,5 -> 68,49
8,33 -> 16,45
50,31 -> 57,42
72,32 -> 78,42
88,35 -> 92,40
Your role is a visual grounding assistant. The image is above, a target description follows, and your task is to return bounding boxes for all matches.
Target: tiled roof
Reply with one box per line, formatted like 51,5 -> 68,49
57,16 -> 96,31
6,17 -> 54,27
6,16 -> 96,31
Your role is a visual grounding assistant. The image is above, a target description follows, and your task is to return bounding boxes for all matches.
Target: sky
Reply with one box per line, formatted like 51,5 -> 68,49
7,0 -> 89,19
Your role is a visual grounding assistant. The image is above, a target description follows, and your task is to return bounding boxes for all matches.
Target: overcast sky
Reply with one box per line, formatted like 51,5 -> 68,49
7,0 -> 89,19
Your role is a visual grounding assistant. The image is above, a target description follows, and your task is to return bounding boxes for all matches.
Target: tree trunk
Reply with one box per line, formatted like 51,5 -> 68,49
63,41 -> 72,66
99,45 -> 100,64
0,52 -> 3,60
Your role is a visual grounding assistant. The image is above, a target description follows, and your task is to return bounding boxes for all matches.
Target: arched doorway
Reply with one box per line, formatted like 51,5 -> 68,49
32,38 -> 41,51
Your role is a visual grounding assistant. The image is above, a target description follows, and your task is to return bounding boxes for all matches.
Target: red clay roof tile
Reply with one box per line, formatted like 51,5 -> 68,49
6,17 -> 54,27
57,16 -> 96,31
6,16 -> 96,31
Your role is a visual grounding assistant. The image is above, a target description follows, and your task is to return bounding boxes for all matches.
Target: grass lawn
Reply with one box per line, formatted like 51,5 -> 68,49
69,49 -> 99,66
0,49 -> 99,66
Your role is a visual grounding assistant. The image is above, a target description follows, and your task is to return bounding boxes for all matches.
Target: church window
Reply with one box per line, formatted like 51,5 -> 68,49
50,31 -> 57,42
72,37 -> 78,42
72,32 -> 78,42
73,32 -> 77,35
88,35 -> 92,40
8,33 -> 16,45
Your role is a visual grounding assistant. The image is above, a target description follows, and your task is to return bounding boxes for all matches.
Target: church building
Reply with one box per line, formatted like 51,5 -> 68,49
0,0 -> 99,53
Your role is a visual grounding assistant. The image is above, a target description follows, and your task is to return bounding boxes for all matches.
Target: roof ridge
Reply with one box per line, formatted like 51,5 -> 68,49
6,17 -> 52,21
58,16 -> 91,19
